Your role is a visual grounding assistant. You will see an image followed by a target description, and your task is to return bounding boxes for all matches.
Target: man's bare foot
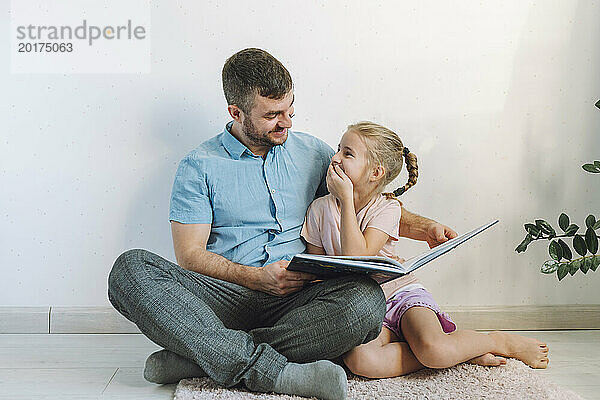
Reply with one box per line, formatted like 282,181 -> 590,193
489,332 -> 549,368
468,352 -> 507,367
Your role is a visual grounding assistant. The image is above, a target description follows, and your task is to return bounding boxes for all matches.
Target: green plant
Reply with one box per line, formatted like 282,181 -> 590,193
515,100 -> 600,281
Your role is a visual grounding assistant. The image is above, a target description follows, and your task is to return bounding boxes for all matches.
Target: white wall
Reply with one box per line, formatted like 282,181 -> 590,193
2,0 -> 599,306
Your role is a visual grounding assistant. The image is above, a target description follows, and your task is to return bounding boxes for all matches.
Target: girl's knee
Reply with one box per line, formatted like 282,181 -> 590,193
412,336 -> 453,369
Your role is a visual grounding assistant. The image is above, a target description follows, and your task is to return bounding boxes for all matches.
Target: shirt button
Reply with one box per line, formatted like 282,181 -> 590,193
271,189 -> 276,194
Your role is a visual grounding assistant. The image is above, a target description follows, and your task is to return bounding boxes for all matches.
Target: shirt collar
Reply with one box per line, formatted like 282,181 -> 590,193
221,122 -> 249,160
221,121 -> 289,160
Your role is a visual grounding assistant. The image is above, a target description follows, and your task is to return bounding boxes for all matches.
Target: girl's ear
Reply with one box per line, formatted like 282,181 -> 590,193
370,165 -> 386,182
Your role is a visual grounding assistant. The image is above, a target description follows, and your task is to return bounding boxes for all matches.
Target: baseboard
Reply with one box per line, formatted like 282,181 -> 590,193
0,307 -> 51,333
50,306 -> 140,334
0,306 -> 139,334
443,304 -> 600,331
1,305 -> 599,334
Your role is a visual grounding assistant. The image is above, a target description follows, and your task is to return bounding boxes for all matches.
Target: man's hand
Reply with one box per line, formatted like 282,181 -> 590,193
257,260 -> 316,296
425,222 -> 458,248
326,163 -> 354,203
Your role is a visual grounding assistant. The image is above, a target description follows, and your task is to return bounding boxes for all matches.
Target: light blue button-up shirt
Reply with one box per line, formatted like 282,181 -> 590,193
169,122 -> 334,267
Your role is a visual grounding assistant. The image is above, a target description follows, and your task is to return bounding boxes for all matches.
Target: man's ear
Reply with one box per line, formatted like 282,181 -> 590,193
370,165 -> 386,183
227,104 -> 244,123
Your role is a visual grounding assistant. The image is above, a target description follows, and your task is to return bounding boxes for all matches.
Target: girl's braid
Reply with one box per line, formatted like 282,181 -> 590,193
392,147 -> 418,197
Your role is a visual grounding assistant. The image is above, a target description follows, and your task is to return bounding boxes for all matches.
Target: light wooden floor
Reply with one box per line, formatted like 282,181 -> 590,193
1,331 -> 598,400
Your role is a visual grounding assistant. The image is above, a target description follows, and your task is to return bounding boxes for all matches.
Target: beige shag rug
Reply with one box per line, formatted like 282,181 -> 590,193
174,359 -> 583,400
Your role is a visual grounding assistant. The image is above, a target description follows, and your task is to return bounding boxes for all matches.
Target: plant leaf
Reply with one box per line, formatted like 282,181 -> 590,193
535,219 -> 556,236
541,259 -> 558,274
586,215 -> 597,229
580,258 -> 590,274
524,223 -> 540,236
585,227 -> 598,254
565,224 -> 579,236
596,99 -> 600,109
591,256 -> 600,272
586,257 -> 594,272
549,240 -> 562,261
595,160 -> 600,168
594,221 -> 600,230
558,213 -> 569,231
573,234 -> 587,256
569,259 -> 580,273
557,239 -> 572,260
515,234 -> 532,253
582,164 -> 600,173
569,260 -> 579,275
557,263 -> 569,281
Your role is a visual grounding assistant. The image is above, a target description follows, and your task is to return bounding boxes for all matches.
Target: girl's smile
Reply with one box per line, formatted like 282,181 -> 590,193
331,129 -> 371,187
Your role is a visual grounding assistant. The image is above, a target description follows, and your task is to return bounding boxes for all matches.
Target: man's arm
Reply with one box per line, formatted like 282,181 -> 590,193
399,207 -> 458,248
171,222 -> 314,296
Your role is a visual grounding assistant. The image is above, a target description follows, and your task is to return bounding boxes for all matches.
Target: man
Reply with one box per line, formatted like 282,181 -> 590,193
108,48 -> 457,400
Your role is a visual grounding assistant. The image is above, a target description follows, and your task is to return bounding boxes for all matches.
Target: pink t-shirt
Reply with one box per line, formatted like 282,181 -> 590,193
301,193 -> 401,257
301,193 -> 420,298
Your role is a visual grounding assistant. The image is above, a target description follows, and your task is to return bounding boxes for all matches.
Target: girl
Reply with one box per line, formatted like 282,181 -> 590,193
300,121 -> 549,378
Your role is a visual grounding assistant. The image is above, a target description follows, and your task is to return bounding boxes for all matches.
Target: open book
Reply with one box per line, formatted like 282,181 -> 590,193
287,219 -> 499,284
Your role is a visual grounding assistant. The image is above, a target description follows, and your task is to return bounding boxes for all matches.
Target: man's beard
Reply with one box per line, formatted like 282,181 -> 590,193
242,117 -> 287,148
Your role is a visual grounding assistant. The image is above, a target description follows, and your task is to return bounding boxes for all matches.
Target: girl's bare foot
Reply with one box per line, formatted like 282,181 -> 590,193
489,332 -> 549,368
468,352 -> 507,367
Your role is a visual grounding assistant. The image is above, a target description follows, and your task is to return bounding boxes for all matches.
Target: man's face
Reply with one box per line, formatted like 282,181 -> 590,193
241,91 -> 295,148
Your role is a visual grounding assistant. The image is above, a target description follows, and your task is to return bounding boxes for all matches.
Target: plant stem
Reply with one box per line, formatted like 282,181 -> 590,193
558,254 -> 599,264
531,233 -> 600,241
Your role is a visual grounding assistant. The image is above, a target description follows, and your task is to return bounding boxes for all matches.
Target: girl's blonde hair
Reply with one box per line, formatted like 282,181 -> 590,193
347,121 -> 418,201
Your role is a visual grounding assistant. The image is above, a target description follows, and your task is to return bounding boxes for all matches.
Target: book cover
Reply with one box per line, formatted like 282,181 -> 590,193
287,219 -> 499,284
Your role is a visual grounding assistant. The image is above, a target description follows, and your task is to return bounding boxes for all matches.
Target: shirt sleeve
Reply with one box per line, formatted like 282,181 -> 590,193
169,156 -> 213,224
366,200 -> 402,241
300,200 -> 324,248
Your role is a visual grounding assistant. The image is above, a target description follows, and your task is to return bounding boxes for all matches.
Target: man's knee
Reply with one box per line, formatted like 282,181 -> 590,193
109,249 -> 146,288
107,248 -> 157,310
339,277 -> 386,344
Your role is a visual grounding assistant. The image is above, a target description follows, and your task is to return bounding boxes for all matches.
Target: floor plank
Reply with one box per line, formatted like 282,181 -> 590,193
0,367 -> 115,399
101,367 -> 176,399
0,333 -> 160,349
0,331 -> 598,400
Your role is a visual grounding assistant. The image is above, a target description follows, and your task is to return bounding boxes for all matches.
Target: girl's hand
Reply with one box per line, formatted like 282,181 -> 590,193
326,163 -> 354,203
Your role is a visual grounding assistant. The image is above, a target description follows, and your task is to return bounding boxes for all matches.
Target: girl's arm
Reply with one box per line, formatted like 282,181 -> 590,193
339,198 -> 390,256
305,243 -> 326,255
327,163 -> 392,256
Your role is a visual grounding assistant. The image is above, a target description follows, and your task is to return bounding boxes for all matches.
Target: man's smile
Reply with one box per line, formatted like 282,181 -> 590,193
271,128 -> 287,137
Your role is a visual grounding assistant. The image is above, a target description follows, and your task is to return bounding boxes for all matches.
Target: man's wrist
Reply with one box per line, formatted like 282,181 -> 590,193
183,248 -> 264,290
246,266 -> 265,291
399,208 -> 434,241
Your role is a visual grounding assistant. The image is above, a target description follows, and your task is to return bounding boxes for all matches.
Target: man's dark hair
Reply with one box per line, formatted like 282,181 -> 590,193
222,48 -> 293,114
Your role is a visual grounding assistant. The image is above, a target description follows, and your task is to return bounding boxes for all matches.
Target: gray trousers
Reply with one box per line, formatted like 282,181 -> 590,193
107,249 -> 385,392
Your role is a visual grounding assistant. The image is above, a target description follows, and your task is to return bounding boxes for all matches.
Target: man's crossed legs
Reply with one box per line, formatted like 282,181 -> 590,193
107,249 -> 385,399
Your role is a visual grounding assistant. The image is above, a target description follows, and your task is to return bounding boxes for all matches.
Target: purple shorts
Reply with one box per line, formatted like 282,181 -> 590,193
382,287 -> 456,341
